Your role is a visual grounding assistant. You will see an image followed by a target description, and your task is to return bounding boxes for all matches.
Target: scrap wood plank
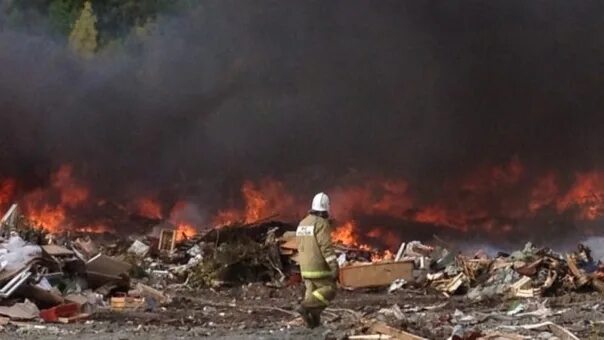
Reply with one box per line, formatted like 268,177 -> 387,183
279,236 -> 298,250
566,254 -> 589,287
58,313 -> 90,324
547,322 -> 580,340
362,319 -> 427,340
477,332 -> 528,340
339,261 -> 414,289
42,244 -> 74,256
498,321 -> 579,340
510,276 -> 531,291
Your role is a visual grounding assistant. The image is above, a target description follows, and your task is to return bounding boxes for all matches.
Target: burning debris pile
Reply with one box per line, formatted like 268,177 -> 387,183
0,203 -> 300,326
414,240 -> 604,301
0,200 -> 603,339
329,238 -> 604,339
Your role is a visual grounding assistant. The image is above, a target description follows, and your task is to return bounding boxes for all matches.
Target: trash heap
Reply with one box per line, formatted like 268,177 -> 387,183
0,203 -> 296,325
365,238 -> 604,301
2,198 -> 604,340
280,230 -> 604,302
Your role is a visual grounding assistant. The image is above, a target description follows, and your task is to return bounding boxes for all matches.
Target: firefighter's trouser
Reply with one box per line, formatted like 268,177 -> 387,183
302,278 -> 336,310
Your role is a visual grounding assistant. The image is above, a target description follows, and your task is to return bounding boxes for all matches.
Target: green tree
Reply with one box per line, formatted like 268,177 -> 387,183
68,1 -> 97,58
48,0 -> 83,36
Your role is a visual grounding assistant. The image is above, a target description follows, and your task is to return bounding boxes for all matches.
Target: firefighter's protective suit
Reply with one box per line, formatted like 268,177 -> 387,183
296,193 -> 338,327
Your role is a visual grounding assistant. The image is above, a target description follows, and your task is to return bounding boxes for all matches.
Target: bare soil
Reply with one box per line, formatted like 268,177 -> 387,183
0,283 -> 602,339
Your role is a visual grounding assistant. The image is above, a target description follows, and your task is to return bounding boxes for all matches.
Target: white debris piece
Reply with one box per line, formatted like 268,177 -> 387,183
128,240 -> 151,257
388,278 -> 407,293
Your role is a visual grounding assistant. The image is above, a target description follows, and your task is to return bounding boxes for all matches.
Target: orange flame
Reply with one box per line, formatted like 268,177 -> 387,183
79,223 -> 111,234
136,197 -> 162,219
175,222 -> 197,241
212,208 -> 241,226
213,178 -> 295,225
168,201 -> 198,240
331,220 -> 360,246
529,172 -> 558,213
26,201 -> 66,232
557,171 -> 604,219
53,164 -> 89,207
22,164 -> 88,233
0,178 -> 16,207
11,157 -> 604,245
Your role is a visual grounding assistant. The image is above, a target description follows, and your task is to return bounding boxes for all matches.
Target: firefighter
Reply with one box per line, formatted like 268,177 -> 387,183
296,192 -> 338,328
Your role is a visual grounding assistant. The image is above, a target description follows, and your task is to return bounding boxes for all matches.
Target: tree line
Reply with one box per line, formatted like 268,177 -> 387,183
3,0 -> 195,56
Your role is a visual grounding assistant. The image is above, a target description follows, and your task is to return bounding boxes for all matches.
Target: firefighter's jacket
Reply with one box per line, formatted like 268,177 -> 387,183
296,214 -> 337,279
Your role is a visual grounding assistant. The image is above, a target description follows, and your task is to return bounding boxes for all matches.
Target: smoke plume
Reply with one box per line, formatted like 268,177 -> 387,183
2,2 -> 604,246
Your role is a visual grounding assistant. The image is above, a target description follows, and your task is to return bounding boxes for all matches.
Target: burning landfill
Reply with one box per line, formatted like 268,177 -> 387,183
0,173 -> 602,340
5,1 -> 604,340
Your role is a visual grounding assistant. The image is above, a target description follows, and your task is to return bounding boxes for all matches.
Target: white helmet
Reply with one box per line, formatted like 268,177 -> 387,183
311,192 -> 330,212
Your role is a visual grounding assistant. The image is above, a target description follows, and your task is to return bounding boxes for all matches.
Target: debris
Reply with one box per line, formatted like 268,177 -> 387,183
41,245 -> 73,257
158,229 -> 176,252
499,321 -> 579,340
0,299 -> 39,320
378,304 -> 405,320
21,284 -> 65,308
566,254 -> 590,287
364,319 -> 429,340
0,266 -> 32,298
40,303 -> 80,323
506,303 -> 525,316
339,261 -> 414,289
63,294 -> 88,305
279,232 -> 297,251
509,276 -> 541,298
110,295 -> 145,311
57,312 -> 90,324
87,253 -> 131,276
433,272 -> 468,294
133,282 -> 169,305
0,203 -> 599,338
0,204 -> 19,230
186,244 -> 202,257
127,240 -> 150,257
388,278 -> 407,293
592,278 -> 604,293
477,332 -> 527,340
73,237 -> 98,259
394,242 -> 406,261
544,323 -> 580,340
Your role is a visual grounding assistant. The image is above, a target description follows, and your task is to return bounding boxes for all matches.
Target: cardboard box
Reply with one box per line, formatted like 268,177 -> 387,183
339,261 -> 414,289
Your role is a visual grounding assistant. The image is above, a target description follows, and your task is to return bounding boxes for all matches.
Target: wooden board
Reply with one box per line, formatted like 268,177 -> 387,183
339,261 -> 414,289
42,245 -> 74,256
86,254 -> 131,277
364,319 -> 427,340
280,237 -> 298,250
158,229 -> 176,252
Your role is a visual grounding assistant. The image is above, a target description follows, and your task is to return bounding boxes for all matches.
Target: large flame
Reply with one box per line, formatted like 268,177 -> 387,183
136,197 -> 162,219
556,171 -> 604,220
0,179 -> 16,207
331,220 -> 360,246
22,165 -> 87,232
3,157 -> 604,250
213,179 -> 296,225
168,201 -> 198,240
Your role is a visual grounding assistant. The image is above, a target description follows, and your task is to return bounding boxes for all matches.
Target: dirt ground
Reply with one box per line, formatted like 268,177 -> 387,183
1,283 -> 603,339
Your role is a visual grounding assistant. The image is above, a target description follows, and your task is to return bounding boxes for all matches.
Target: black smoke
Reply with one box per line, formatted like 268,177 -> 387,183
2,1 -> 604,242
